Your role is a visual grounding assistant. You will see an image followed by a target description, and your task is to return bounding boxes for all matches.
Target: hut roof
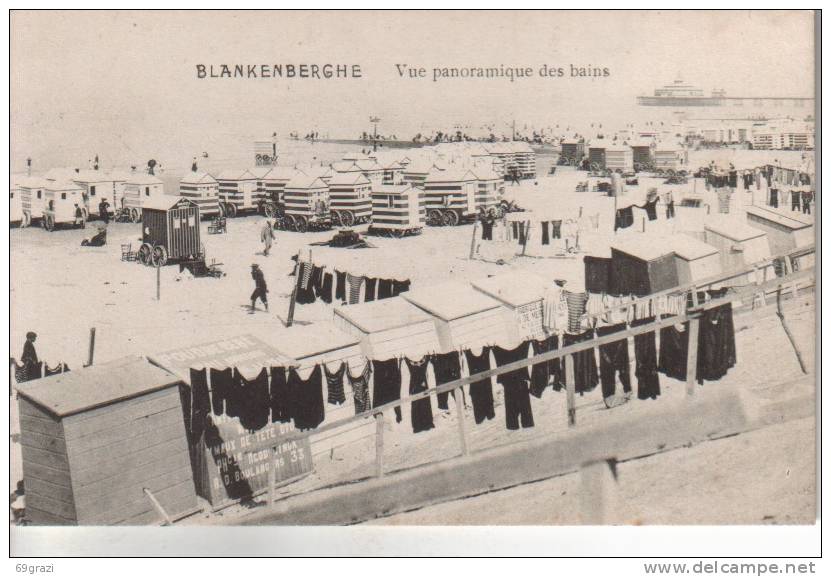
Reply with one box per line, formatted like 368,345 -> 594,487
179,171 -> 218,185
272,321 -> 360,360
403,280 -> 502,322
470,272 -> 550,308
333,297 -> 434,334
140,195 -> 196,211
71,169 -> 116,183
354,159 -> 382,171
424,168 -> 476,184
372,184 -> 417,196
704,216 -> 767,242
216,168 -> 257,181
45,180 -> 84,192
17,176 -> 50,189
667,235 -> 719,260
746,206 -> 813,230
16,356 -> 180,418
331,160 -> 361,173
611,234 -> 675,262
125,173 -> 164,185
327,171 -> 371,186
264,166 -> 306,180
285,175 -> 328,190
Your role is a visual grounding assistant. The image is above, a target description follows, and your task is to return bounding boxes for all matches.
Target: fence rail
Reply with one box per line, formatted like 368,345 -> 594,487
260,247 -> 815,509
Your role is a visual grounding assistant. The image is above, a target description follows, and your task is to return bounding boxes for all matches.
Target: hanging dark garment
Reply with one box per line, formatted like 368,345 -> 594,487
288,365 -> 325,430
335,270 -> 347,303
791,190 -> 801,211
234,368 -> 270,432
364,277 -> 377,302
631,317 -> 660,400
614,206 -> 634,230
316,271 -> 333,304
584,256 -> 612,294
769,188 -> 779,208
377,278 -> 394,300
531,335 -> 562,397
666,200 -> 675,219
210,367 -> 234,416
405,357 -> 435,433
659,319 -> 689,380
189,368 -> 211,443
511,221 -> 520,240
492,341 -> 534,430
728,170 -> 738,188
696,292 -> 736,383
270,366 -> 291,423
296,264 -> 320,305
324,362 -> 346,405
641,199 -> 658,221
803,191 -> 813,214
596,323 -> 631,399
372,358 -> 402,423
431,351 -> 462,411
518,222 -> 528,245
347,362 -> 372,414
392,279 -> 411,296
464,347 -> 496,424
481,220 -> 494,240
541,221 -> 550,245
562,331 -> 599,394
551,220 -> 562,239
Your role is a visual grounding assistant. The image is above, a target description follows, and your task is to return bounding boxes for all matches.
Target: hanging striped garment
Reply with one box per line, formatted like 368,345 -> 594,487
347,362 -> 372,414
563,290 -> 589,334
346,273 -> 364,304
300,262 -> 313,289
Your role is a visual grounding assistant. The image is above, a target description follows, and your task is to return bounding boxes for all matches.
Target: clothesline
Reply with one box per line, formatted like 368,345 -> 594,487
294,258 -> 411,307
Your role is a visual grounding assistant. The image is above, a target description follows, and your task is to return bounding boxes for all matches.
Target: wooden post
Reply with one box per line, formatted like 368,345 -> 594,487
685,317 -> 700,395
520,221 -> 530,256
776,287 -> 808,374
579,459 -> 617,525
565,353 -> 576,427
156,262 -> 161,301
85,327 -> 96,367
468,221 -> 479,259
268,447 -> 276,510
453,387 -> 469,457
374,412 -> 385,478
783,256 -> 799,298
285,251 -> 303,327
143,488 -> 172,526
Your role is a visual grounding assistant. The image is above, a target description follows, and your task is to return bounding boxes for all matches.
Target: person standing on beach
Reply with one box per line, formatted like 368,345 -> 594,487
261,219 -> 275,256
74,204 -> 85,228
250,264 -> 268,313
98,198 -> 110,224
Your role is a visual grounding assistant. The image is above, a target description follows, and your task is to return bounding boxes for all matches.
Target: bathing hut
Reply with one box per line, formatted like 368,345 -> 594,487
469,164 -> 503,211
403,280 -> 512,352
354,158 -> 384,187
704,216 -> 772,281
654,145 -> 682,172
588,144 -> 607,170
136,196 -> 202,267
402,160 -> 438,188
10,175 -> 23,225
609,235 -> 679,296
71,170 -> 119,218
281,175 -> 330,232
510,141 -> 537,179
178,171 -> 220,220
18,176 -> 49,226
630,141 -> 654,170
327,171 -> 373,227
745,206 -> 814,255
216,168 -> 260,218
42,180 -> 85,231
15,356 -> 198,525
560,141 -> 586,165
333,297 -> 441,360
370,184 -> 425,236
255,166 -> 305,217
378,158 -> 406,185
604,146 -> 634,173
123,173 -> 166,222
423,168 -> 478,226
667,234 -> 722,286
470,272 -> 550,341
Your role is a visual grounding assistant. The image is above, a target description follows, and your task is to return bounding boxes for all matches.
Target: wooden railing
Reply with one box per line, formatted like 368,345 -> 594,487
262,251 -> 815,509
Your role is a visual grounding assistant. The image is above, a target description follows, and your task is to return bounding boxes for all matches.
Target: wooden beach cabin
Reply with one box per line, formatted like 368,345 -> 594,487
469,164 -> 503,211
71,170 -> 119,219
510,141 -> 537,179
609,235 -> 679,296
423,168 -> 478,226
10,175 -> 23,225
745,206 -> 814,255
18,176 -> 49,226
370,184 -> 425,236
630,141 -> 654,170
470,272 -> 550,341
588,144 -> 607,170
354,158 -> 384,187
216,168 -> 260,217
560,140 -> 586,165
604,146 -> 634,173
704,216 -> 772,281
42,180 -> 85,231
256,166 -> 306,217
403,280 -> 511,352
327,171 -> 373,227
15,356 -> 197,525
179,171 -> 220,220
122,172 -> 166,222
654,145 -> 683,172
333,297 -> 441,360
667,235 -> 722,286
282,175 -> 331,232
137,196 -> 202,267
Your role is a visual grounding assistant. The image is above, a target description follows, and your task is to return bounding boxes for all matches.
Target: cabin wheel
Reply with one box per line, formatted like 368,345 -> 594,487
218,203 -> 226,217
295,216 -> 308,233
427,209 -> 444,226
442,210 -> 459,226
341,210 -> 355,227
151,245 -> 168,267
285,215 -> 296,231
226,203 -> 238,218
138,243 -> 153,266
331,210 -> 342,227
44,215 -> 55,232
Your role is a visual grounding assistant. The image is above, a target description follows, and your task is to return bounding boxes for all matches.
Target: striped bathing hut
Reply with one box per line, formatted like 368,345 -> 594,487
353,158 -> 384,188
282,175 -> 330,231
402,160 -> 439,188
178,171 -> 219,219
469,165 -> 503,212
370,184 -> 425,236
123,173 -> 166,222
215,168 -> 260,217
423,168 -> 478,226
253,166 -> 305,213
328,171 -> 373,227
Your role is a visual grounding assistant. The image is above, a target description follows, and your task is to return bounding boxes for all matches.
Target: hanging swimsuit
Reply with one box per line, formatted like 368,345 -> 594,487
324,362 -> 347,405
405,357 -> 435,433
347,361 -> 372,415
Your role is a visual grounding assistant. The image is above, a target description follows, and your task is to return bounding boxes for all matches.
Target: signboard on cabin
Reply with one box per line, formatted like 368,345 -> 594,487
149,335 -> 312,509
516,301 -> 546,340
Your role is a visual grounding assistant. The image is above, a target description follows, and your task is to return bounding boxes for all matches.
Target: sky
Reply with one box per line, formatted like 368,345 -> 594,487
10,10 -> 815,172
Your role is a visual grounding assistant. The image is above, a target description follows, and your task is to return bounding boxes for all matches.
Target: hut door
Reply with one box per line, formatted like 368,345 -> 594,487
241,181 -> 254,207
465,182 -> 475,212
